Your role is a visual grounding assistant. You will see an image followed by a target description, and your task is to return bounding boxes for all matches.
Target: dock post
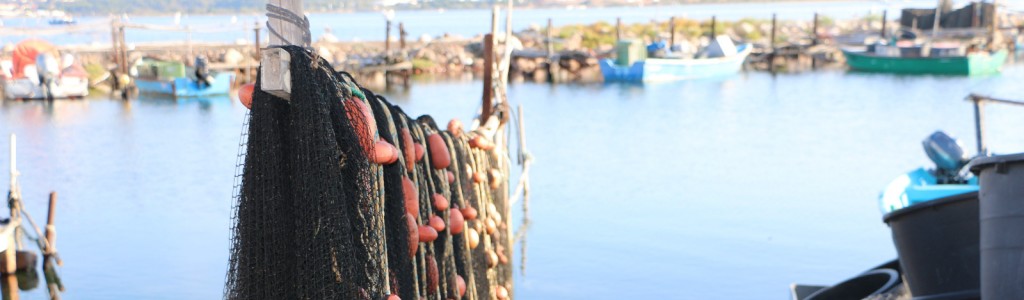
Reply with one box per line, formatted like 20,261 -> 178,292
399,22 -> 406,50
812,13 -> 819,45
253,21 -> 261,58
770,13 -> 777,71
616,17 -> 622,43
881,10 -> 888,38
260,0 -> 310,101
669,16 -> 676,48
482,34 -> 494,121
44,192 -> 57,264
710,15 -> 717,39
546,18 -> 553,57
109,19 -> 122,91
385,19 -> 392,59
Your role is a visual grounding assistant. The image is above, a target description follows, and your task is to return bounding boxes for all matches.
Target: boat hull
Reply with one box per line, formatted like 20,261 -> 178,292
135,73 -> 233,98
2,76 -> 89,100
842,49 -> 1008,75
600,44 -> 751,82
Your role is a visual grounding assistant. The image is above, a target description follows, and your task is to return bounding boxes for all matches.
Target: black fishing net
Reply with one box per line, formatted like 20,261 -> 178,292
225,46 -> 513,300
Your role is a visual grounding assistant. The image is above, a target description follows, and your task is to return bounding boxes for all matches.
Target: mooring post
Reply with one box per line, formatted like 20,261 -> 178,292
881,10 -> 888,38
812,13 -> 819,45
482,33 -> 494,120
399,22 -> 406,50
385,19 -> 392,58
710,15 -> 717,39
669,16 -> 676,48
109,19 -> 121,91
259,0 -> 308,101
44,192 -> 57,260
253,21 -> 261,58
616,17 -> 622,43
546,18 -> 553,57
770,13 -> 777,71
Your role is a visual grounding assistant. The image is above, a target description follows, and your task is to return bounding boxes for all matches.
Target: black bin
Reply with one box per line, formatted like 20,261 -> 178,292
883,192 -> 980,300
969,153 -> 1024,300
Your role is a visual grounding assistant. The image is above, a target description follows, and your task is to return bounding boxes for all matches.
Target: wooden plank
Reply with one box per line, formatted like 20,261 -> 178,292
260,0 -> 306,101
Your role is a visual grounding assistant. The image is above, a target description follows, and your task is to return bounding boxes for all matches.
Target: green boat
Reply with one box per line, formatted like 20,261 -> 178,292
842,49 -> 1008,75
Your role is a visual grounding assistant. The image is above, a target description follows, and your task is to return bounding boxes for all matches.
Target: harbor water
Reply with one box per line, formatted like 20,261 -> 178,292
2,62 -> 1024,298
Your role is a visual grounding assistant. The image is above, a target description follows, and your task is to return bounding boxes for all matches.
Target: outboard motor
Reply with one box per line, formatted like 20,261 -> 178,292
35,53 -> 60,100
922,131 -> 970,183
194,55 -> 212,88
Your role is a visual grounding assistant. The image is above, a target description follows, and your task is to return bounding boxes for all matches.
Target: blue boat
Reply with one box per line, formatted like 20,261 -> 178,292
600,38 -> 751,82
135,73 -> 233,98
133,58 -> 233,98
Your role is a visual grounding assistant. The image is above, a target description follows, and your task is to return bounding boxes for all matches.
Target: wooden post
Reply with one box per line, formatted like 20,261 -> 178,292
505,0 -> 513,41
385,20 -> 392,58
109,19 -> 121,90
812,13 -> 819,45
118,25 -> 128,75
710,16 -> 717,39
44,192 -> 56,259
399,22 -> 406,50
492,6 -> 500,39
546,18 -> 553,56
669,16 -> 676,48
260,0 -> 308,101
932,3 -> 943,38
616,17 -> 622,43
770,13 -> 777,70
482,34 -> 494,120
254,21 -> 261,58
881,10 -> 888,38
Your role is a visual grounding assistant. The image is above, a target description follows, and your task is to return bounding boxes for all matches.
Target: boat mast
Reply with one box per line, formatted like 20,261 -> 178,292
931,0 -> 943,38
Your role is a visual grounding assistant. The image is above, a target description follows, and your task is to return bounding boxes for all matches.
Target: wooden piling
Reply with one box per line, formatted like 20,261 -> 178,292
399,22 -> 407,50
616,17 -> 622,43
253,21 -> 261,58
710,16 -> 717,39
770,13 -> 777,71
669,17 -> 676,48
482,34 -> 494,120
109,19 -> 122,90
385,20 -> 392,58
44,192 -> 56,259
546,18 -> 553,57
812,13 -> 819,45
881,10 -> 888,38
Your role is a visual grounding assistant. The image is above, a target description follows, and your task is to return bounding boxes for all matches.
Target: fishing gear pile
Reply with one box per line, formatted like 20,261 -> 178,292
225,46 -> 514,300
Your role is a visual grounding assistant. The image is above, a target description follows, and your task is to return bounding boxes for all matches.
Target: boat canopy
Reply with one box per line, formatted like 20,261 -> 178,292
11,39 -> 58,79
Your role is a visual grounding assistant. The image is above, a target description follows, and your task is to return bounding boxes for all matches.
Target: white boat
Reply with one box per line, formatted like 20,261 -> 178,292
1,40 -> 89,100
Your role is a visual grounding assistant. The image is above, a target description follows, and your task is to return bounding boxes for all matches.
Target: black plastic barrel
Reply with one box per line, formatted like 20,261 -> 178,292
882,192 -> 980,300
804,269 -> 901,300
969,153 -> 1024,300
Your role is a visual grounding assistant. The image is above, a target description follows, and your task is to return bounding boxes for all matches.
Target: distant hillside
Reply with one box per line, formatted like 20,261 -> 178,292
59,0 -> 836,15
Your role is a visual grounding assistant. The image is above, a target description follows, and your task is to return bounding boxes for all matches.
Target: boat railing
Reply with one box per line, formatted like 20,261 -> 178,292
968,94 -> 1024,155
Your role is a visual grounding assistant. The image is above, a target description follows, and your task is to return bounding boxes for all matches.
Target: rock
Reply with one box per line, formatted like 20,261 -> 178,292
222,49 -> 245,65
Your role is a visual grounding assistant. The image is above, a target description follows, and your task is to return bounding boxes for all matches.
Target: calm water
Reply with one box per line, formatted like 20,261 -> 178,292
2,62 -> 1024,299
0,0 -> 1006,46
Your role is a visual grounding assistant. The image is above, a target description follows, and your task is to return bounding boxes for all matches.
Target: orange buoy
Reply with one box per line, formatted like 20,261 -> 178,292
469,135 -> 494,150
456,275 -> 467,298
418,225 -> 437,243
386,294 -> 401,300
449,208 -> 464,234
489,168 -> 503,189
426,255 -> 439,293
429,215 -> 445,232
402,177 -> 418,216
473,172 -> 487,183
461,206 -> 478,221
446,171 -> 455,183
485,218 -> 496,235
406,213 -> 418,257
414,143 -> 425,162
401,128 -> 415,170
495,286 -> 509,300
343,98 -> 377,156
427,133 -> 451,169
467,228 -> 480,249
432,194 -> 449,211
372,140 -> 399,165
238,83 -> 254,109
486,251 -> 499,268
448,119 -> 463,137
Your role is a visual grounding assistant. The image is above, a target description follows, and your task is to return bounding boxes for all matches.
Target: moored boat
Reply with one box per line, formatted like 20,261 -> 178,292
133,57 -> 233,98
1,40 -> 89,100
600,36 -> 751,82
843,47 -> 1007,76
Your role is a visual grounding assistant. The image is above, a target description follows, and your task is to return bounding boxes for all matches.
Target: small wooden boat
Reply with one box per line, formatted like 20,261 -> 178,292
600,37 -> 751,82
842,45 -> 1007,75
1,40 -> 89,100
133,58 -> 233,98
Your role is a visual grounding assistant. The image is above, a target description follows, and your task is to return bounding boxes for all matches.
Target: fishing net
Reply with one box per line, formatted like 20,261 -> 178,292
225,46 -> 514,300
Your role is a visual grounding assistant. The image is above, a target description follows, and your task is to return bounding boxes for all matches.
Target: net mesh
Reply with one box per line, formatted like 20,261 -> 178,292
225,46 -> 513,300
